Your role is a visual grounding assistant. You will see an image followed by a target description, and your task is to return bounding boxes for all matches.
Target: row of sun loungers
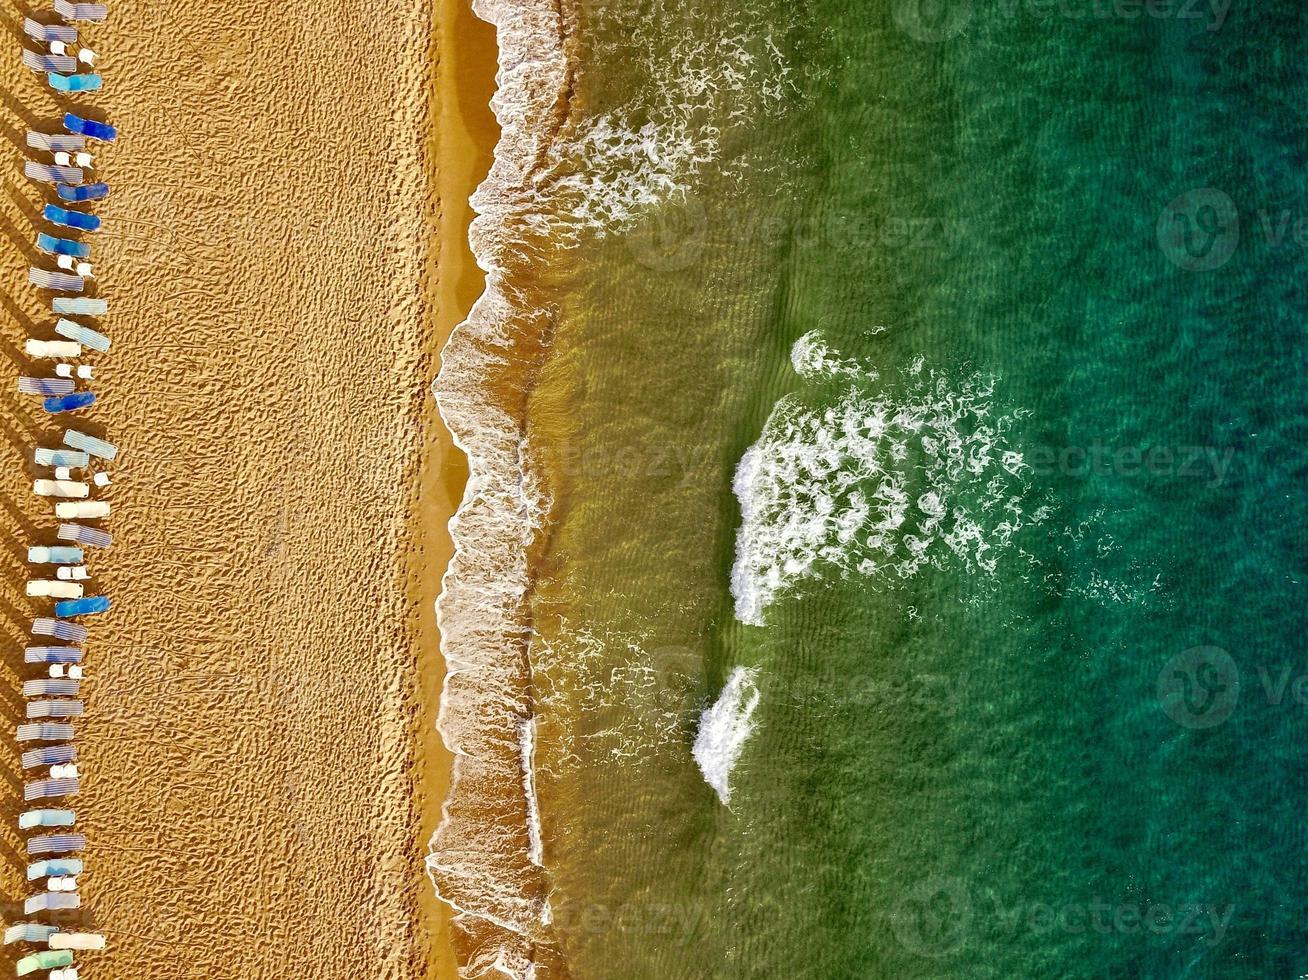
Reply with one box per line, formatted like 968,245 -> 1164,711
14,11 -> 114,974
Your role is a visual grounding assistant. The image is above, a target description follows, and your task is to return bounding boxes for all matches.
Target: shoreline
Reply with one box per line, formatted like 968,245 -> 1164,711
418,0 -> 500,976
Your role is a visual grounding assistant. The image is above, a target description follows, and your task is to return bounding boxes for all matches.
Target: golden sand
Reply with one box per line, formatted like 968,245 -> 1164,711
0,0 -> 497,973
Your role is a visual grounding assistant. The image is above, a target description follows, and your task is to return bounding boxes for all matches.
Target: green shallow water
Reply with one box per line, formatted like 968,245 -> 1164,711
512,1 -> 1308,976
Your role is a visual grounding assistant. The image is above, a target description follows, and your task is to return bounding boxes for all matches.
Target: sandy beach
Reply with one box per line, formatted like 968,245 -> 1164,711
0,0 -> 496,973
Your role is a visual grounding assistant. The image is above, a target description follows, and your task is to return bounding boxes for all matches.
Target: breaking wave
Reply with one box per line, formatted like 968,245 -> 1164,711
692,667 -> 761,806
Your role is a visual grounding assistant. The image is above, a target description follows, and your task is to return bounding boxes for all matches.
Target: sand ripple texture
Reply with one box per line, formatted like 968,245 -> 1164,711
0,0 -> 442,974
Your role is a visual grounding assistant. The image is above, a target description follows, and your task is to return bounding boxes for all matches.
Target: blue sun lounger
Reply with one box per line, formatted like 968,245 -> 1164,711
19,809 -> 75,831
25,646 -> 83,665
57,181 -> 108,202
37,234 -> 90,259
16,722 -> 75,742
28,858 -> 82,881
55,595 -> 109,617
29,267 -> 83,292
27,833 -> 85,856
25,778 -> 79,802
53,297 -> 106,316
55,0 -> 107,20
28,131 -> 85,153
44,204 -> 100,232
55,318 -> 109,352
32,617 -> 88,642
25,161 -> 82,185
24,18 -> 77,42
63,112 -> 116,141
23,51 -> 76,73
19,378 -> 75,397
21,742 -> 77,766
48,72 -> 101,93
43,392 -> 96,415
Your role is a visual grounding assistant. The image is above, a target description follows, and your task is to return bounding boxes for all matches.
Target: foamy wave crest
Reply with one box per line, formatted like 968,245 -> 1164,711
426,0 -> 573,975
732,338 -> 1044,626
692,666 -> 761,806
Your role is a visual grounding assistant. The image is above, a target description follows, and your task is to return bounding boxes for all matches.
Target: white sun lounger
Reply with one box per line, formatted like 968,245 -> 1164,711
28,131 -> 86,153
21,743 -> 77,767
34,480 -> 89,498
27,700 -> 83,719
24,162 -> 82,185
23,680 -> 80,698
23,17 -> 77,42
54,500 -> 108,520
26,340 -> 81,358
28,546 -> 84,564
26,580 -> 83,599
28,858 -> 83,882
32,617 -> 88,642
24,892 -> 79,915
19,809 -> 75,831
52,297 -> 106,316
29,268 -> 83,292
49,933 -> 103,951
57,523 -> 111,548
54,0 -> 107,21
24,778 -> 79,801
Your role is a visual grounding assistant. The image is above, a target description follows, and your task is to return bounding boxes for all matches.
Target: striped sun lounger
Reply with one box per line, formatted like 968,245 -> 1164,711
23,680 -> 80,699
26,700 -> 84,719
24,18 -> 77,42
23,50 -> 77,73
55,318 -> 109,351
29,267 -> 83,292
32,617 -> 88,642
57,181 -> 108,202
24,646 -> 83,665
37,234 -> 90,259
21,743 -> 77,767
16,723 -> 75,742
55,0 -> 107,21
25,161 -> 82,185
44,203 -> 100,232
53,297 -> 107,316
19,377 -> 75,396
4,922 -> 57,945
24,778 -> 79,801
28,858 -> 83,881
26,833 -> 86,856
63,112 -> 116,141
28,131 -> 86,153
63,428 -> 116,459
23,893 -> 79,916
47,72 -> 102,93
36,449 -> 91,468
19,809 -> 76,831
57,523 -> 111,549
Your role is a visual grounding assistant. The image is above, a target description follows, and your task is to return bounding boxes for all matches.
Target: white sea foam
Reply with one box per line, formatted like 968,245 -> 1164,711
692,666 -> 760,806
732,341 -> 1043,626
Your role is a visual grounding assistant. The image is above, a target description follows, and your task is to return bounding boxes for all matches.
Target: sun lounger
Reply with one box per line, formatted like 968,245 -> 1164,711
47,71 -> 101,93
57,181 -> 108,202
53,297 -> 106,316
24,647 -> 83,665
63,112 -> 116,141
28,547 -> 84,564
23,893 -> 79,916
55,0 -> 107,21
33,481 -> 89,499
26,339 -> 81,358
37,448 -> 91,469
49,933 -> 103,952
24,18 -> 77,42
55,596 -> 109,617
24,779 -> 78,802
44,204 -> 100,232
17,947 -> 73,975
28,858 -> 83,882
19,377 -> 74,396
27,701 -> 83,719
43,392 -> 96,414
21,743 -> 77,766
32,617 -> 88,642
63,429 -> 115,460
37,235 -> 91,259
55,319 -> 108,352
27,581 -> 83,599
23,50 -> 77,73
27,834 -> 85,856
16,723 -> 75,744
54,501 -> 108,520
57,523 -> 111,549
23,680 -> 80,699
24,161 -> 82,185
29,267 -> 83,293
28,131 -> 86,153
20,808 -> 75,831
4,923 -> 57,947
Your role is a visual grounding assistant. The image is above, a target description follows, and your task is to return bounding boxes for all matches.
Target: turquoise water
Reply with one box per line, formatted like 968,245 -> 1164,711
434,0 -> 1308,976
